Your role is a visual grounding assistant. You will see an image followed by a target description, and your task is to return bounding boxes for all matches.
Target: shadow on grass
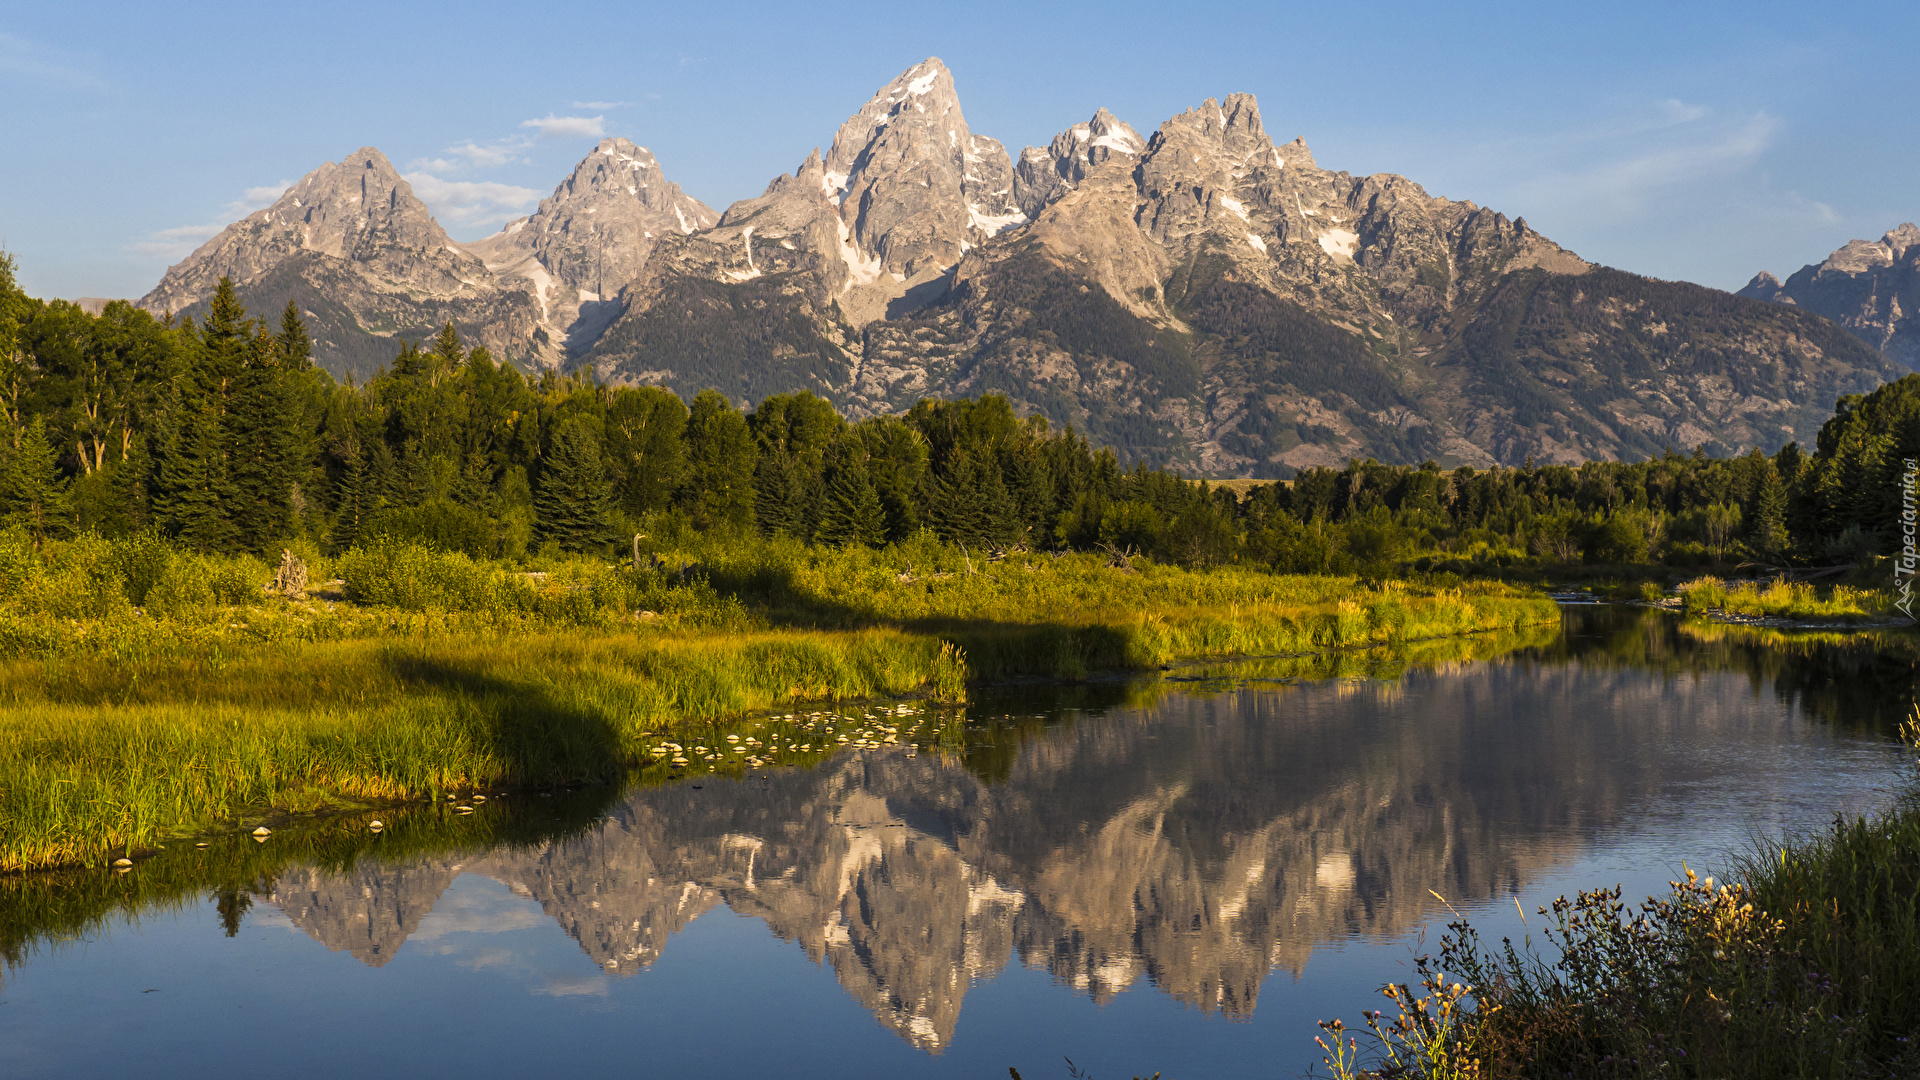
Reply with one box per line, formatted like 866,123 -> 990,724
381,654 -> 628,788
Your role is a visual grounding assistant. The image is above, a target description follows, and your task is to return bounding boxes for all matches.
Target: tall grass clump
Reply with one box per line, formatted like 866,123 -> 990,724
1317,716 -> 1920,1079
1679,575 -> 1892,621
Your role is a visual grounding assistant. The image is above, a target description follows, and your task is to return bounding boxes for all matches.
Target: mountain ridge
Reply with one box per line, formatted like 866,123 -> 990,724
1739,223 -> 1920,370
140,58 -> 1902,471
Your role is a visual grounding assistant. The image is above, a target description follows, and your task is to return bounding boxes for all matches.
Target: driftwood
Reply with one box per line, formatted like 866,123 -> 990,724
272,549 -> 308,596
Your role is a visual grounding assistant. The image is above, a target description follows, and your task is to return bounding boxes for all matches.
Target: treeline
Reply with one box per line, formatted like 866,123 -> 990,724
0,266 -> 1224,562
0,254 -> 1910,574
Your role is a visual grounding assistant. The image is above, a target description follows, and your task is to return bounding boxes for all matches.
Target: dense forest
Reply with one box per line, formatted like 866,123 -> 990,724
0,254 -> 1914,577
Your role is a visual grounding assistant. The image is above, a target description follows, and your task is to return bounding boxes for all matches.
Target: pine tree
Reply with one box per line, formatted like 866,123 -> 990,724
1750,466 -> 1789,557
681,390 -> 756,532
814,440 -> 886,547
0,417 -> 72,543
157,400 -> 240,552
327,449 -> 369,554
111,432 -> 152,534
275,301 -> 313,370
426,321 -> 464,386
534,417 -> 616,552
228,328 -> 299,551
753,451 -> 807,538
924,449 -> 1017,549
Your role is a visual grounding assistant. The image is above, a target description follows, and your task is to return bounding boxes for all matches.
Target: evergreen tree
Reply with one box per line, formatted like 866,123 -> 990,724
680,389 -> 755,532
534,417 -> 616,552
275,301 -> 313,370
156,400 -> 241,552
924,449 -> 1017,549
327,449 -> 369,554
228,328 -> 300,550
753,451 -> 807,538
814,439 -> 886,547
111,432 -> 153,534
856,416 -> 928,543
0,417 -> 72,543
1750,465 -> 1789,557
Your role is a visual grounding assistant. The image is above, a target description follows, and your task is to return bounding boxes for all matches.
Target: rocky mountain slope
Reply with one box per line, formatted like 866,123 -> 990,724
143,60 -> 1900,468
1739,223 -> 1920,370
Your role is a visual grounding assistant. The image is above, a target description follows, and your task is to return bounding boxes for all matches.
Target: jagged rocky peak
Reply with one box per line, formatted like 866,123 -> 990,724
1012,107 -> 1146,216
1135,92 -> 1294,250
1741,222 -> 1920,366
810,57 -> 1021,280
467,137 -> 717,298
141,146 -> 475,314
1817,222 -> 1920,274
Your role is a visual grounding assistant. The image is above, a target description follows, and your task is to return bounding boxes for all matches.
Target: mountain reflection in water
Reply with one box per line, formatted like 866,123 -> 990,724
235,610 -> 1917,1053
2,608 -> 1914,1063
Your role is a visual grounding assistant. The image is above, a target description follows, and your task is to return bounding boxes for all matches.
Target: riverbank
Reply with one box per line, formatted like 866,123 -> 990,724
1319,717 -> 1920,1080
0,534 -> 1557,872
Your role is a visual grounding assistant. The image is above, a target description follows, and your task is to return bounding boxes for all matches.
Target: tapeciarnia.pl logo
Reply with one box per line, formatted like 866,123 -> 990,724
1900,457 -> 1918,621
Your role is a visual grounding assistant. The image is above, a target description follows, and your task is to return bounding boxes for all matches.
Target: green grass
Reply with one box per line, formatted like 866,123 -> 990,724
1678,575 -> 1894,621
1318,718 -> 1920,1080
0,529 -> 1559,872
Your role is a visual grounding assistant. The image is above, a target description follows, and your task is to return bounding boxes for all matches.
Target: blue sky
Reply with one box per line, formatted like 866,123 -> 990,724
3,0 -> 1913,301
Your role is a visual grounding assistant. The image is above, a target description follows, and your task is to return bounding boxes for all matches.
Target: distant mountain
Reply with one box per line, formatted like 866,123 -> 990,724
142,60 -> 1900,469
1739,223 -> 1920,370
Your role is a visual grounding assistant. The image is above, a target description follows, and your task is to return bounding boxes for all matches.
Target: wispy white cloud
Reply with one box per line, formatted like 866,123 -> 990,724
413,139 -> 533,174
125,223 -> 224,259
0,32 -> 104,90
401,172 -> 542,229
572,100 -> 629,110
521,114 -> 605,139
1504,104 -> 1778,221
224,179 -> 293,216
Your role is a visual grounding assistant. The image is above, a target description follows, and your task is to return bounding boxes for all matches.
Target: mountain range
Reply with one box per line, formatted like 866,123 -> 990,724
140,59 -> 1902,473
1739,223 -> 1920,371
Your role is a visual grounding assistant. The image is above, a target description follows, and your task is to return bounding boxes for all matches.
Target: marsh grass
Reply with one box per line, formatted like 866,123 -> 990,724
0,530 -> 1556,872
1318,717 -> 1920,1080
1679,576 -> 1894,621
0,628 -> 967,871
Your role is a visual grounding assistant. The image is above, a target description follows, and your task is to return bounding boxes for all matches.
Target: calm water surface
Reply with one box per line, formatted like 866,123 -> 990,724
3,607 -> 1915,1078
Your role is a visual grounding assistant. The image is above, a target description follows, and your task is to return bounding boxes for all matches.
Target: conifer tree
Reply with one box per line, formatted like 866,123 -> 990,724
0,417 -> 72,543
814,439 -> 886,547
327,449 -> 369,554
228,328 -> 300,550
275,301 -> 313,370
111,432 -> 152,534
155,399 -> 240,552
753,451 -> 806,538
924,449 -> 1018,549
534,416 -> 616,552
1750,466 -> 1789,556
681,390 -> 755,532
